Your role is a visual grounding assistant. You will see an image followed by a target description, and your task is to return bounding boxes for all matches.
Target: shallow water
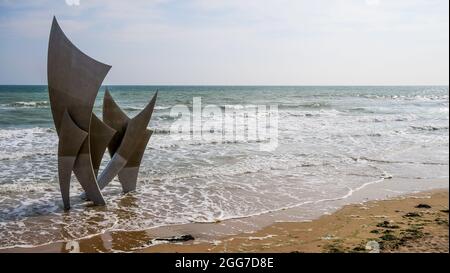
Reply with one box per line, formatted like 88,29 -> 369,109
0,85 -> 448,248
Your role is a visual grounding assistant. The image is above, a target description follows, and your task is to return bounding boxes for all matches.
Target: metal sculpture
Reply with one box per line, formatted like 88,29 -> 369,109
98,89 -> 157,192
47,17 -> 157,209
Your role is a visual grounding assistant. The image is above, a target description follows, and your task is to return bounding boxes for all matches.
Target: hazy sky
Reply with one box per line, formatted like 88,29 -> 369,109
0,0 -> 448,85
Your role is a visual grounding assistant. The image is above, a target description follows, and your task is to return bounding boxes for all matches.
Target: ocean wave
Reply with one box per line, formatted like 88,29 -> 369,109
359,94 -> 449,101
140,155 -> 329,185
215,104 -> 333,111
354,156 -> 449,166
121,106 -> 142,111
0,127 -> 54,137
187,138 -> 268,146
0,127 -> 56,161
155,111 -> 272,122
347,108 -> 376,114
155,106 -> 172,110
105,105 -> 172,112
283,112 -> 320,118
122,105 -> 172,111
356,115 -> 417,123
349,133 -> 382,138
6,101 -> 50,108
411,125 -> 449,131
154,114 -> 178,121
0,152 -> 54,161
278,102 -> 332,110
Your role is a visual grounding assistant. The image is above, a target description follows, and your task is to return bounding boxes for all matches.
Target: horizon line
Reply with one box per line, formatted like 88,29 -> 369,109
0,83 -> 449,87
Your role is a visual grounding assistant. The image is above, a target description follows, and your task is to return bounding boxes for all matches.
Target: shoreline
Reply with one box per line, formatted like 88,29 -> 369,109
1,187 -> 448,253
142,189 -> 449,253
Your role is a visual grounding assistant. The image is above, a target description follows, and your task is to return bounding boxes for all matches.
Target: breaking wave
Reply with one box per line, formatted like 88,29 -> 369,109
5,101 -> 50,108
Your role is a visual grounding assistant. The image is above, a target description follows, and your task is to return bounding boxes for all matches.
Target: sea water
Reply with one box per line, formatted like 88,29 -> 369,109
0,85 -> 448,248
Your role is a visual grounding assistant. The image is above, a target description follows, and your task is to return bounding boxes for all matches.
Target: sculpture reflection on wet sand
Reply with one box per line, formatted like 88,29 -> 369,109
48,17 -> 157,210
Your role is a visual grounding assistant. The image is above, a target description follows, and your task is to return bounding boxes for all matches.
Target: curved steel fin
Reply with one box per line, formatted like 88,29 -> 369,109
103,88 -> 129,156
98,92 -> 158,190
118,129 -> 153,192
48,17 -> 111,207
48,17 -> 111,133
115,91 -> 157,159
90,114 -> 116,177
57,110 -> 88,210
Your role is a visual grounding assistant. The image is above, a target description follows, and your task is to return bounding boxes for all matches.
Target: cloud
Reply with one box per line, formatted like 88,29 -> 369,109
0,0 -> 448,85
65,0 -> 80,6
365,0 -> 381,6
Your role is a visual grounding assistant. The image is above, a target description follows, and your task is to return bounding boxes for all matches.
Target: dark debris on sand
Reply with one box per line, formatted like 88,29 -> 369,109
415,204 -> 432,209
404,212 -> 421,218
376,221 -> 400,229
154,234 -> 195,243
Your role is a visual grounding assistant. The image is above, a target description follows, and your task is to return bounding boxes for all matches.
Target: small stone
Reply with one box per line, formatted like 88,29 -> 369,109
404,212 -> 421,218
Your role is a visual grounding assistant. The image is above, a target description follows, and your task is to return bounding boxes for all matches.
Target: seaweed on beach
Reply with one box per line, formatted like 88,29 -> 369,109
434,217 -> 449,226
324,240 -> 348,253
404,212 -> 421,218
376,221 -> 400,229
153,234 -> 195,243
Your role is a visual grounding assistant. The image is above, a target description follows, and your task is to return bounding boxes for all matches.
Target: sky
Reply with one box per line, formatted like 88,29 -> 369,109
0,0 -> 448,85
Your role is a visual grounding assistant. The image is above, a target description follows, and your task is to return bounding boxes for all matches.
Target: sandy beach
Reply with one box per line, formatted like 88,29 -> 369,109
2,188 -> 448,253
141,189 -> 449,253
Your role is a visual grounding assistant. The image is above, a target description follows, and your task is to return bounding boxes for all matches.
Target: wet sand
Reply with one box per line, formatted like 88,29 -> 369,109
2,189 -> 448,253
142,189 -> 449,253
